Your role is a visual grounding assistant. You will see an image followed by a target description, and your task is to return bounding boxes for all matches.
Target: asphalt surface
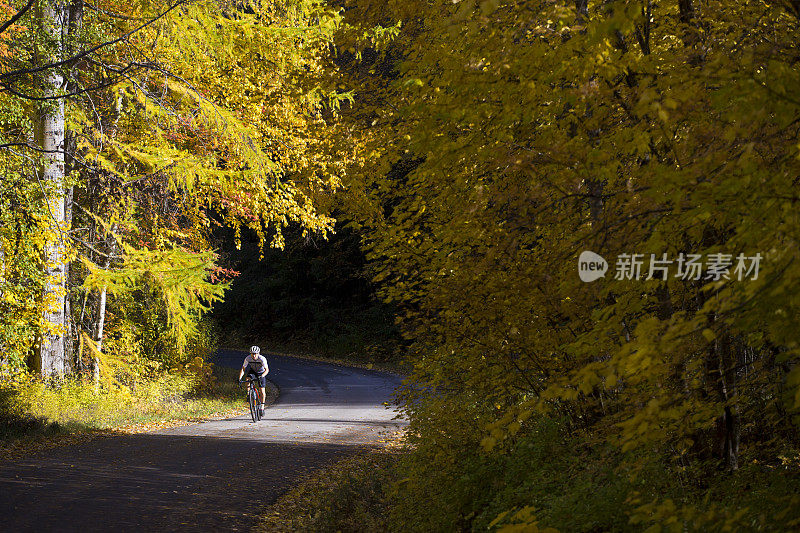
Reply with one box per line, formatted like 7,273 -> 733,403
0,352 -> 405,532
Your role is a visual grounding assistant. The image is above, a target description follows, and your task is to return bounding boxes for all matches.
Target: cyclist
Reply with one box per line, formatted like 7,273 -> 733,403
238,346 -> 269,416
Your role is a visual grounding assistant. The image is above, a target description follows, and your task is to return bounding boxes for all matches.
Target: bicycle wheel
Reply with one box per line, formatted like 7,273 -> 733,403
255,386 -> 262,421
248,387 -> 258,422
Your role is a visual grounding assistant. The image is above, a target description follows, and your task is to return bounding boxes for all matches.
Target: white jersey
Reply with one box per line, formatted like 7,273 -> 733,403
242,354 -> 269,376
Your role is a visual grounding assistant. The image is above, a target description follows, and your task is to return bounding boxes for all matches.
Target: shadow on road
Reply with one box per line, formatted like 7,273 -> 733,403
0,432 -> 366,532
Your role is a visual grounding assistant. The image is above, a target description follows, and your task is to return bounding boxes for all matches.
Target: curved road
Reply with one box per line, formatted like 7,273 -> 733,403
0,352 -> 405,532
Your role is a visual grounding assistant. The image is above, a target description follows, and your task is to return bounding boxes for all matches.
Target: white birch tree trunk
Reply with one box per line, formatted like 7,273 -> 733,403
91,235 -> 116,386
33,0 -> 67,378
0,245 -> 5,357
92,283 -> 107,386
63,187 -> 74,373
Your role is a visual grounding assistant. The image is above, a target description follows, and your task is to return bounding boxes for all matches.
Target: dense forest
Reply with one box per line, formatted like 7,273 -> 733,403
2,0 -> 800,530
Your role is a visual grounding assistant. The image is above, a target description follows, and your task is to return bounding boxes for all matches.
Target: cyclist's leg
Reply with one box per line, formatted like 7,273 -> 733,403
257,375 -> 267,414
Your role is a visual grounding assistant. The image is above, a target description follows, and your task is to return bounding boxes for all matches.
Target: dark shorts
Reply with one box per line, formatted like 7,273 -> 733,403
247,372 -> 267,388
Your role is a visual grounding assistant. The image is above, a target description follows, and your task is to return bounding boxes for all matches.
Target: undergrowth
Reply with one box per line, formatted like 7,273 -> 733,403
258,448 -> 402,533
256,415 -> 800,532
0,364 -> 243,457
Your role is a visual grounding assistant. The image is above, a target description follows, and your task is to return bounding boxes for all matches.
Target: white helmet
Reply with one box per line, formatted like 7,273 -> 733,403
250,345 -> 260,354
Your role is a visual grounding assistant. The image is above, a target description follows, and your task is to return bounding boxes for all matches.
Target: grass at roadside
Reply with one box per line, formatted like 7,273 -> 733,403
257,446 -> 405,533
0,365 -> 250,460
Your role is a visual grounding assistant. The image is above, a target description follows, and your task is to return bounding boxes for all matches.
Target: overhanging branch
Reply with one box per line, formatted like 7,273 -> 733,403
0,0 -> 191,82
0,0 -> 35,37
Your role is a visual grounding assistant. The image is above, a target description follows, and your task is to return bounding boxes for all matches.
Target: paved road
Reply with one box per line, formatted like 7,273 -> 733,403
0,352 -> 405,532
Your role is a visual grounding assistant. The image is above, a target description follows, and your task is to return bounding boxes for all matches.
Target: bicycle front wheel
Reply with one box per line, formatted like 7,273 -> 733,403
248,388 -> 258,422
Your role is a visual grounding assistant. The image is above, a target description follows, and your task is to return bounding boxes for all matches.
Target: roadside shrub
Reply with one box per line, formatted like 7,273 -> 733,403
389,397 -> 800,532
259,450 -> 401,533
0,362 -> 242,454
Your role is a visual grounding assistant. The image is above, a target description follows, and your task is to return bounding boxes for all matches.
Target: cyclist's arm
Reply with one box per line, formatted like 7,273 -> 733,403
260,357 -> 269,377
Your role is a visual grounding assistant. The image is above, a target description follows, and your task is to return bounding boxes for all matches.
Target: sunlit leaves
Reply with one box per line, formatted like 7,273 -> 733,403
346,0 -> 800,510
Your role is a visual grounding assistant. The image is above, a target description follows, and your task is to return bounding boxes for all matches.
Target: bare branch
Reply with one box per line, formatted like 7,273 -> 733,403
84,2 -> 143,20
0,0 -> 191,82
0,64 -> 138,100
0,0 -> 34,37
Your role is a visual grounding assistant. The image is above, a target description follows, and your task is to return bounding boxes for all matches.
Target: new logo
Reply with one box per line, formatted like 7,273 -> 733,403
578,251 -> 608,282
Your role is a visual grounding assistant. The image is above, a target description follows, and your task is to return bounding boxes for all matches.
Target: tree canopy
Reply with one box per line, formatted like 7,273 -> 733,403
2,0 -> 800,528
0,0 -> 354,377
325,0 -> 800,528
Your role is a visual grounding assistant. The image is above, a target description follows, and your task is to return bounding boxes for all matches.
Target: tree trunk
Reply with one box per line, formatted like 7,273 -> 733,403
678,0 -> 703,55
0,245 -> 4,357
63,186 -> 75,373
92,282 -> 107,386
707,330 -> 740,471
575,0 -> 588,22
678,0 -> 697,23
33,0 -> 67,378
63,264 -> 73,374
91,236 -> 116,386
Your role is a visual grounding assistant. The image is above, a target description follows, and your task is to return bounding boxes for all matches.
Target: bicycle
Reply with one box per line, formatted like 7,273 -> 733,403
239,375 -> 263,422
